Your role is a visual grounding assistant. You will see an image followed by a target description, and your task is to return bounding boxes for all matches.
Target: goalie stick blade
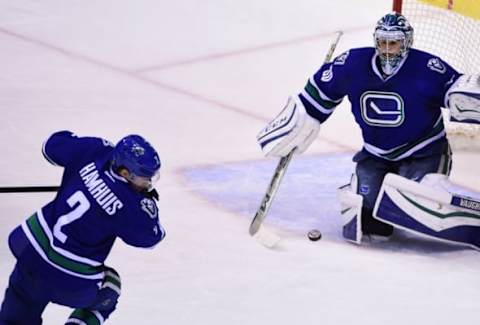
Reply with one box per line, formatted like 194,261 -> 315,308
253,226 -> 281,248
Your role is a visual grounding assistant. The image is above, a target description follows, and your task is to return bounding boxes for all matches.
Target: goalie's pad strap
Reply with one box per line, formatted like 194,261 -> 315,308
373,173 -> 480,250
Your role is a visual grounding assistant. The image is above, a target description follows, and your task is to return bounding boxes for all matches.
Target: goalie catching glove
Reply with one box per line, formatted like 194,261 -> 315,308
256,96 -> 320,157
447,74 -> 480,122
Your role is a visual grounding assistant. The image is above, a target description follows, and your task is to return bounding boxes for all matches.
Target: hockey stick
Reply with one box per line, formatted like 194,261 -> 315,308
249,31 -> 344,247
0,186 -> 60,193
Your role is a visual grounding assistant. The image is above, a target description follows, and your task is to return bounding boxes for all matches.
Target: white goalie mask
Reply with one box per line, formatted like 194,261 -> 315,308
374,13 -> 414,75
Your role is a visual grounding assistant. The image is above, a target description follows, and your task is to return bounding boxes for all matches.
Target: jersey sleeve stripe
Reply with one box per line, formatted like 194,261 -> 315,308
305,81 -> 337,109
300,89 -> 336,115
309,76 -> 343,103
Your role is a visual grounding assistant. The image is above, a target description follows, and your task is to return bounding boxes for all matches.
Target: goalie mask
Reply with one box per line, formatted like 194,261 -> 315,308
374,12 -> 414,75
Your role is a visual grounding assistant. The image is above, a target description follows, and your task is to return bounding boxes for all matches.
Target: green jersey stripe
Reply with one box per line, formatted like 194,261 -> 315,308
25,213 -> 103,277
382,117 -> 445,160
305,80 -> 338,109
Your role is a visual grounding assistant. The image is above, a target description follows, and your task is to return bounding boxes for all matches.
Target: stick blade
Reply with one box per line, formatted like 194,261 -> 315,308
252,226 -> 281,248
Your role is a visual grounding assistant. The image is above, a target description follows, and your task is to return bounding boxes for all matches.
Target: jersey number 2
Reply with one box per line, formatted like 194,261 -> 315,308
53,190 -> 91,243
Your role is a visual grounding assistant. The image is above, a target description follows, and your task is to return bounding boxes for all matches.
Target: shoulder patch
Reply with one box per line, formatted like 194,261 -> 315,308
334,51 -> 349,65
321,65 -> 333,82
141,198 -> 158,219
427,58 -> 446,74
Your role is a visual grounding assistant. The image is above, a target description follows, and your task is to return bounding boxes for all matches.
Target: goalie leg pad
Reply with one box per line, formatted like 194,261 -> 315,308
337,175 -> 363,244
373,173 -> 480,250
257,96 -> 320,157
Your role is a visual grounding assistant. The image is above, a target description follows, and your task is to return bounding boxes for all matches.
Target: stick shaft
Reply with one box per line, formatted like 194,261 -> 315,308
0,186 -> 60,193
249,31 -> 343,236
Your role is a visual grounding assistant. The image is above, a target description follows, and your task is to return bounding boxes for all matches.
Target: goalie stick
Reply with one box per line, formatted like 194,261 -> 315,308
249,31 -> 344,247
0,186 -> 59,193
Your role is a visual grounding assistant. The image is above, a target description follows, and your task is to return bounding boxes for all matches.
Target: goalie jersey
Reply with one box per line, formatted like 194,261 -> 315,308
299,47 -> 461,161
10,131 -> 165,280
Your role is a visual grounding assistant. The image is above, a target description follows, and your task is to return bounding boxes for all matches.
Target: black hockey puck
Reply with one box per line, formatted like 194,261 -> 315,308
308,229 -> 322,241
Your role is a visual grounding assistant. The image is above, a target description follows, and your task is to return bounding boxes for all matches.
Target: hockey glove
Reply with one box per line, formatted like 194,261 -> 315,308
447,74 -> 480,122
256,96 -> 320,157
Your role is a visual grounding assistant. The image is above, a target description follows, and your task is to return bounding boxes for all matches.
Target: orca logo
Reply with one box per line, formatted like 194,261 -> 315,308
360,91 -> 405,127
334,51 -> 349,65
427,58 -> 446,74
141,198 -> 158,219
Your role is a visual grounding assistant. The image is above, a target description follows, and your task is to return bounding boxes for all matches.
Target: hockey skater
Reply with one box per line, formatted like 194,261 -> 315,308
257,12 -> 480,248
0,131 -> 165,324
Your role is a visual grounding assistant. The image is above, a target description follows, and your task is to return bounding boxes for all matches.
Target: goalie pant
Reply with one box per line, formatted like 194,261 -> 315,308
340,141 -> 452,243
0,227 -> 121,325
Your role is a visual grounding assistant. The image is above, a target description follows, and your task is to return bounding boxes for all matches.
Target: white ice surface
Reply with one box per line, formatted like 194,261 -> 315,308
1,1 -> 480,324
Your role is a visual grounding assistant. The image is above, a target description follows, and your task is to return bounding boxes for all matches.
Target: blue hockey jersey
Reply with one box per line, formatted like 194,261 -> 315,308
14,131 -> 165,280
298,47 -> 460,161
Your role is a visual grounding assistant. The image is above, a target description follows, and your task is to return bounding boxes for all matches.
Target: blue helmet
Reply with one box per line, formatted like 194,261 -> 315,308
374,12 -> 414,74
112,135 -> 161,178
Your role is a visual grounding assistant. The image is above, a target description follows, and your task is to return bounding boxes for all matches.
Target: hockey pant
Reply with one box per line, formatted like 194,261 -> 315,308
0,229 -> 121,325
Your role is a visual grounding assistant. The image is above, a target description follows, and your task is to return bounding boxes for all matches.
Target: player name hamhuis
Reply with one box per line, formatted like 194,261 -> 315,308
79,162 -> 124,215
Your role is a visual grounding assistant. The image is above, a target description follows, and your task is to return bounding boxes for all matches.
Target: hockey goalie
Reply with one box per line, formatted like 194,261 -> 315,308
257,12 -> 480,249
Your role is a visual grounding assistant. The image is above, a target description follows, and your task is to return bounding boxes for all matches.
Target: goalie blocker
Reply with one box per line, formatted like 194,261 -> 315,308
447,74 -> 480,123
373,173 -> 480,250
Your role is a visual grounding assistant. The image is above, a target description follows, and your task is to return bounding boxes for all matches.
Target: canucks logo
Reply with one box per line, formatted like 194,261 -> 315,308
427,58 -> 446,74
360,91 -> 405,127
141,198 -> 158,219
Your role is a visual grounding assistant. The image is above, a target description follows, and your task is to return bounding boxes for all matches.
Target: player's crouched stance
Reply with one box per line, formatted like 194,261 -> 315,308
0,131 -> 165,324
257,12 -> 480,250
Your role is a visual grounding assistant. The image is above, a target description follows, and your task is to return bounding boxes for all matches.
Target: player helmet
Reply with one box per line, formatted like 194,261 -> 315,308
112,135 -> 161,191
374,12 -> 414,75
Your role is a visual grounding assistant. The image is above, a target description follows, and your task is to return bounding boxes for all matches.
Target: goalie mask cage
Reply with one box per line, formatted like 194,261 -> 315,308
393,0 -> 480,151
